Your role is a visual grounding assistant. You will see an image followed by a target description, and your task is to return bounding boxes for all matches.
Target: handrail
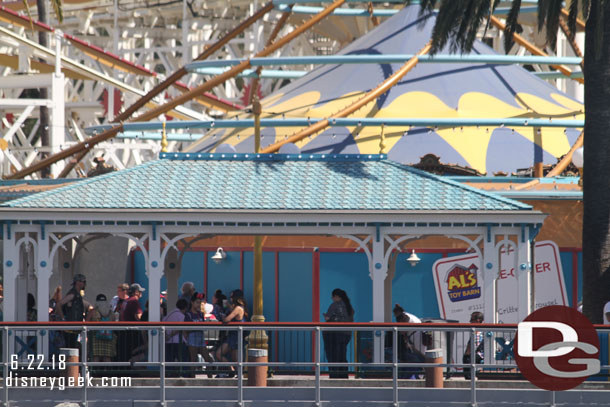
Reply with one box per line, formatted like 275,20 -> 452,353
0,321 -> 520,327
186,54 -> 583,69
87,117 -> 584,135
276,4 -> 539,16
3,323 -> 610,406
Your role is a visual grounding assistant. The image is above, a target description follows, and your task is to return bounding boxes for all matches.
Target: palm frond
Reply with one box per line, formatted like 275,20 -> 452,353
566,0 -> 579,39
429,0 -> 462,53
463,0 -> 493,52
418,0 -> 438,15
537,0 -> 562,50
482,0 -> 502,37
582,0 -> 591,20
429,0 -> 494,54
503,0 -> 521,52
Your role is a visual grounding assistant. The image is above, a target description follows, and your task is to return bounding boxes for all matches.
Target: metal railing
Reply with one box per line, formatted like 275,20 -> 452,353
1,322 -> 609,406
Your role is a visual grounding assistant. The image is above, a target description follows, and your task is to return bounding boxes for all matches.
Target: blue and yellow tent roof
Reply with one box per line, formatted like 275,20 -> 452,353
187,5 -> 583,175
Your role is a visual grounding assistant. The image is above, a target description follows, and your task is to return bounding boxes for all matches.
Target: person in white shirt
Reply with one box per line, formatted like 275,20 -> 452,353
393,304 -> 426,354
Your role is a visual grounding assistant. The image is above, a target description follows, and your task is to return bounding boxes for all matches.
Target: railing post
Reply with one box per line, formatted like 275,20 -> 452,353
3,327 -> 8,407
470,328 -> 477,407
83,325 -> 88,406
393,327 -> 398,407
238,326 -> 244,407
315,327 -> 321,407
160,327 -> 166,407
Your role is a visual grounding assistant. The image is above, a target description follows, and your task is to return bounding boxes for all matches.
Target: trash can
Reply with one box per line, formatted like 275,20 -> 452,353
422,319 -> 457,378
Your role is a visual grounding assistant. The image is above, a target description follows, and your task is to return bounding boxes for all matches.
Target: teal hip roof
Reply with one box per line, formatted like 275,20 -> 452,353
1,154 -> 531,211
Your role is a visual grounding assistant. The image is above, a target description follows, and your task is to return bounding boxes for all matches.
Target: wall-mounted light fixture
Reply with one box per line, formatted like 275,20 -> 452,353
211,247 -> 227,263
407,249 -> 421,267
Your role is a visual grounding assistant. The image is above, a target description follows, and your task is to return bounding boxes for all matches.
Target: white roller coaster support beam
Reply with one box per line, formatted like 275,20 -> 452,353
0,26 -> 206,121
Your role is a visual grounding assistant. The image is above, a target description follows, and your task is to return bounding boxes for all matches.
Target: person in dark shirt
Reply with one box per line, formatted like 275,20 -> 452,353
57,274 -> 91,349
323,288 -> 354,379
120,283 -> 145,362
121,283 -> 144,321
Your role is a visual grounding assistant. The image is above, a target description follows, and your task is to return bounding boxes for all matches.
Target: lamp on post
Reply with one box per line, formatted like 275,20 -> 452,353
572,146 -> 584,189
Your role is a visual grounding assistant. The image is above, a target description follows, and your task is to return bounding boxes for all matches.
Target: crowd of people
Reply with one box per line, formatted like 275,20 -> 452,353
40,274 -> 249,375
21,278 -> 483,379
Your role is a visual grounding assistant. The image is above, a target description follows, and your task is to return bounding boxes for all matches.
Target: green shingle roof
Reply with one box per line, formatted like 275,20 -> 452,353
1,154 -> 531,211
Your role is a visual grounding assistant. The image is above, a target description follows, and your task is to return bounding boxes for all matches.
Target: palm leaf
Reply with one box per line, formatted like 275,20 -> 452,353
566,0 -> 579,39
429,0 -> 495,54
538,0 -> 562,50
503,0 -> 521,52
482,0 -> 502,37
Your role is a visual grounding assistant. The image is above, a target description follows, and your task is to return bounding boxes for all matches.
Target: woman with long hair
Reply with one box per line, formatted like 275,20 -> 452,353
215,291 -> 249,377
323,288 -> 354,379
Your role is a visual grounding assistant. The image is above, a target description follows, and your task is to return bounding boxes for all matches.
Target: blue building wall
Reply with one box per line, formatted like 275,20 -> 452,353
392,252 -> 443,319
133,247 -> 582,323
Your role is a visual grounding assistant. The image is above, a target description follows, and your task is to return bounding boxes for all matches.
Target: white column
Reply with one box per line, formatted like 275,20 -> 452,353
36,230 -> 51,355
371,236 -> 387,323
482,227 -> 496,324
36,231 -> 51,323
147,228 -> 163,362
182,0 -> 190,65
371,231 -> 388,364
164,250 -> 180,312
3,224 -> 19,321
50,31 -> 66,178
482,227 -> 497,366
517,227 -> 532,321
148,233 -> 162,322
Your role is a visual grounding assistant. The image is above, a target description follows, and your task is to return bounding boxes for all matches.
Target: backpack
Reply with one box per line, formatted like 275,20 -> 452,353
95,315 -> 113,341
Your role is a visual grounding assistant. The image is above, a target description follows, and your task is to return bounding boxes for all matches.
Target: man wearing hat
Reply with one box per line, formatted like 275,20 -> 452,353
120,283 -> 145,322
120,283 -> 146,362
